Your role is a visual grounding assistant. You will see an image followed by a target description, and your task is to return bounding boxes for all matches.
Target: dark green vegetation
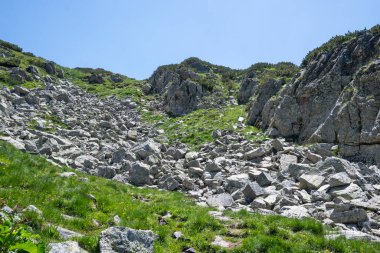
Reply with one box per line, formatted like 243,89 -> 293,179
0,212 -> 44,252
301,24 -> 380,67
143,105 -> 267,149
244,62 -> 298,84
1,141 -> 380,252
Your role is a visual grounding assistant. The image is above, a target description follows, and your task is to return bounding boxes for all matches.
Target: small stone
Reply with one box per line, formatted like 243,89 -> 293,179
172,231 -> 183,240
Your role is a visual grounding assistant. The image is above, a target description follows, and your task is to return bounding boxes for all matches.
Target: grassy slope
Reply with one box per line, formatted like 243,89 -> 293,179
0,42 -> 144,101
1,141 -> 380,252
143,105 -> 268,149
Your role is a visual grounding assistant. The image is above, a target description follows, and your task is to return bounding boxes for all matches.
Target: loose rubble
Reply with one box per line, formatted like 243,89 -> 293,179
1,79 -> 380,243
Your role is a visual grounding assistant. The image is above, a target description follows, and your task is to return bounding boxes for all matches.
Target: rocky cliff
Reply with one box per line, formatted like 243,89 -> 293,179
146,57 -> 243,116
246,26 -> 380,165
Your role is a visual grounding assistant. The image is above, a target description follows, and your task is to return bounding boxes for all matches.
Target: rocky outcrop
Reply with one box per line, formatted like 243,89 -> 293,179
246,27 -> 380,165
147,57 -> 239,116
99,227 -> 157,253
246,78 -> 285,126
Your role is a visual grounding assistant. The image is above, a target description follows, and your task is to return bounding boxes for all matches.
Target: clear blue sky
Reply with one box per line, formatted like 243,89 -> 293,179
1,0 -> 379,79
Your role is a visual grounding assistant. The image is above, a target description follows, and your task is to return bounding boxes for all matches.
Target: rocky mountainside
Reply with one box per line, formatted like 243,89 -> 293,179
146,57 -> 243,116
245,26 -> 380,166
1,26 -> 380,252
146,58 -> 297,116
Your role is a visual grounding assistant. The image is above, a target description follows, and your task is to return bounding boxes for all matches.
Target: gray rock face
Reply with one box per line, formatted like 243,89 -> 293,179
165,79 -> 204,116
238,78 -> 258,104
246,78 -> 285,127
146,58 -> 237,116
248,31 -> 380,165
99,227 -> 157,253
48,241 -> 88,253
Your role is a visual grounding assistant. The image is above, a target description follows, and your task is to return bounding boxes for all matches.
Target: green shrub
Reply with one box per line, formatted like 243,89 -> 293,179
0,214 -> 44,252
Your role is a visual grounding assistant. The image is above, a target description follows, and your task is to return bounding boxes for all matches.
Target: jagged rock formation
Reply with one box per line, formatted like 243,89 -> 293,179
246,26 -> 380,165
146,57 -> 241,116
238,62 -> 298,104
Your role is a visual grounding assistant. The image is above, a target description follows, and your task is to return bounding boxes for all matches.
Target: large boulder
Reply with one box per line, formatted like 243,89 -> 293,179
99,227 -> 157,253
129,162 -> 151,186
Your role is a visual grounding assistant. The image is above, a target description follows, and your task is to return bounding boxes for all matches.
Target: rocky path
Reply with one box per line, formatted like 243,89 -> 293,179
1,80 -> 380,244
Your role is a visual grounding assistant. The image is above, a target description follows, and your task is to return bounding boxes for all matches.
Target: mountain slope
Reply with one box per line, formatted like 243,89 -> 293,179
246,25 -> 380,165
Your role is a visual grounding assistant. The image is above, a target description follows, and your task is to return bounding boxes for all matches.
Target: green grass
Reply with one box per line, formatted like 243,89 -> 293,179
142,105 -> 268,149
63,67 -> 145,100
1,141 -> 380,252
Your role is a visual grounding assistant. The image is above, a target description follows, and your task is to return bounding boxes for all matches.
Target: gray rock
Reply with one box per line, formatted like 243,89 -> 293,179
317,157 -> 357,178
327,172 -> 351,187
98,166 -> 117,179
242,182 -> 265,202
225,174 -> 249,193
205,162 -> 221,172
48,241 -> 88,253
279,154 -> 297,170
74,155 -> 99,170
56,226 -> 83,239
299,174 -> 325,190
256,172 -> 273,187
206,193 -> 235,208
99,226 -> 157,253
129,162 -> 151,186
166,147 -> 186,160
280,206 -> 310,218
159,176 -> 180,191
188,167 -> 203,177
132,140 -> 161,160
330,208 -> 368,224
286,163 -> 314,179
127,130 -> 138,141
244,147 -> 266,160
88,73 -> 103,84
43,61 -> 56,75
329,183 -> 367,200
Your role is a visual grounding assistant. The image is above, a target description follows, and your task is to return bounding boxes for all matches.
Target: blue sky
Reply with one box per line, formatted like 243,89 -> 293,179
1,1 -> 379,79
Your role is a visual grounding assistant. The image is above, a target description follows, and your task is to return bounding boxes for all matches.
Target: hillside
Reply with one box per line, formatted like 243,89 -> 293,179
2,140 -> 380,252
1,25 -> 380,253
